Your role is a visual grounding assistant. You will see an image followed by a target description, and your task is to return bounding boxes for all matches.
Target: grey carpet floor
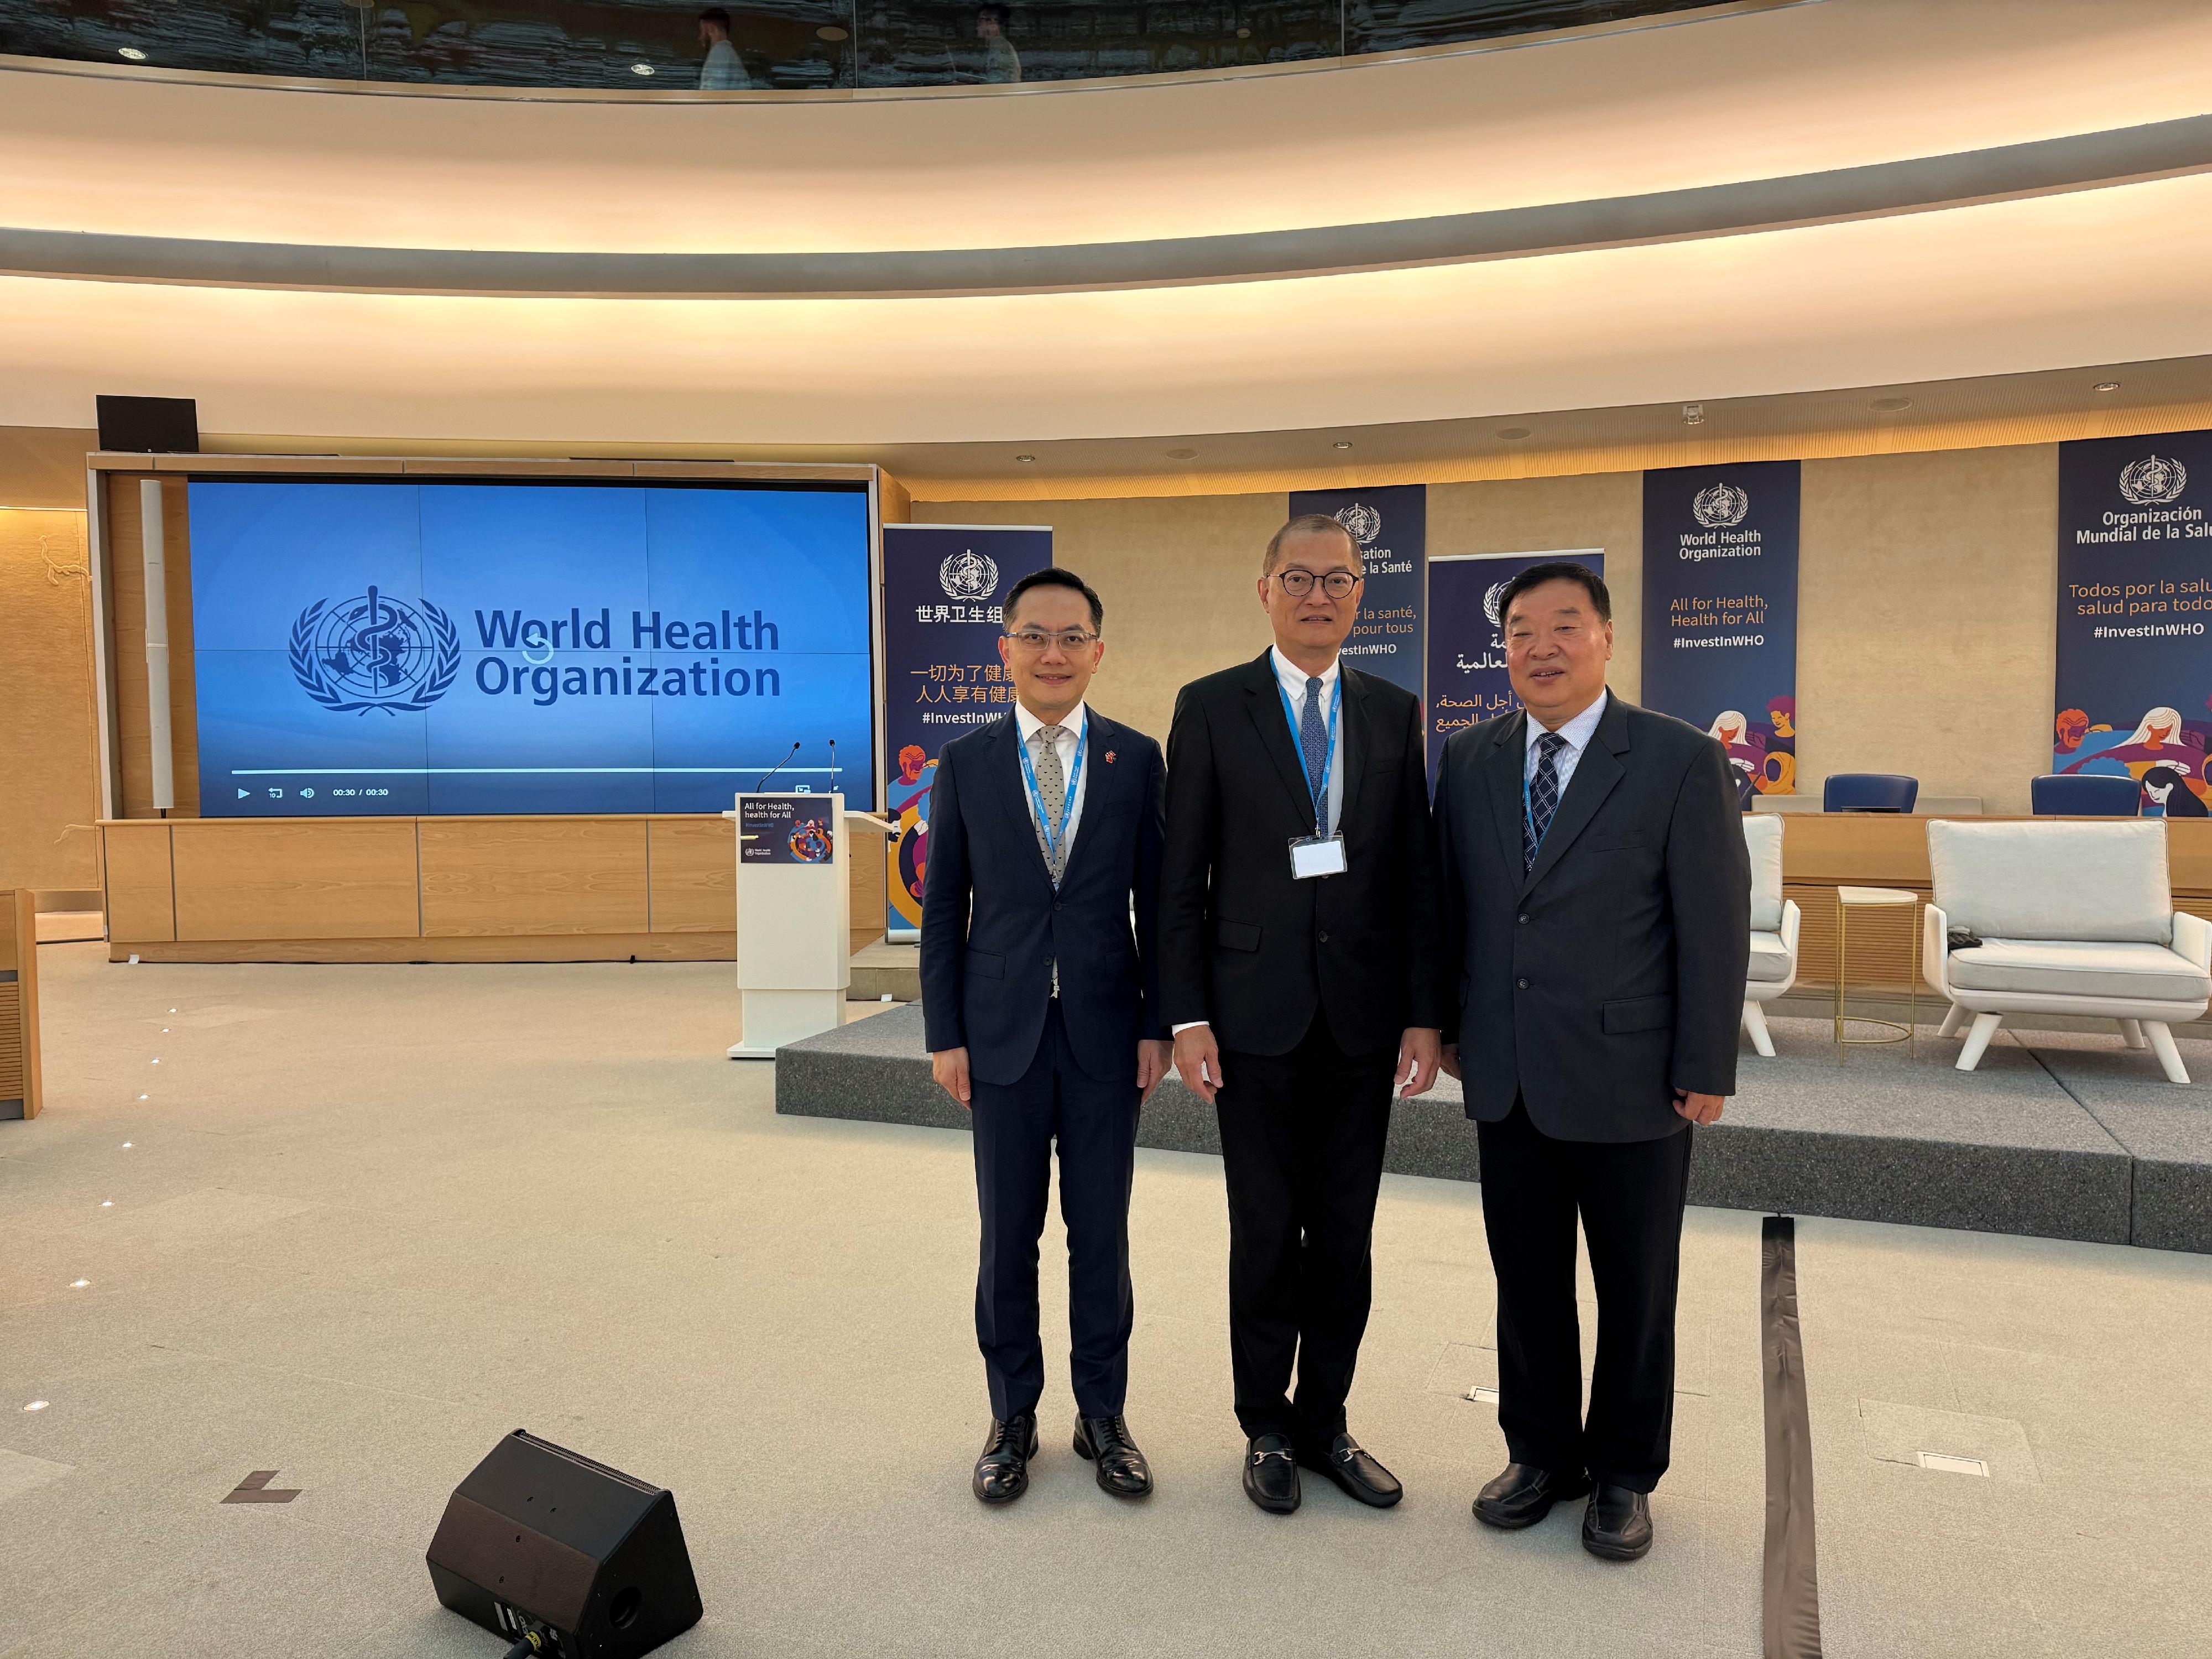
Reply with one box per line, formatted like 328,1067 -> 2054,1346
1,945 -> 2206,1656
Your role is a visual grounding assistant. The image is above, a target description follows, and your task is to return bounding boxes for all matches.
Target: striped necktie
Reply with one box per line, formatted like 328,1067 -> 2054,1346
1524,731 -> 1567,871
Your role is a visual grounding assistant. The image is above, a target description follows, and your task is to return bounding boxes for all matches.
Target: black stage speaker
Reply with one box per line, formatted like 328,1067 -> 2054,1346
95,394 -> 199,453
426,1431 -> 703,1657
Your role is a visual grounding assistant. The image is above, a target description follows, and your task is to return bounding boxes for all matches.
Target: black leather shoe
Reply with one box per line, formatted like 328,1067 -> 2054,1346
1073,1414 -> 1154,1498
972,1411 -> 1039,1506
1581,1483 -> 1654,1561
1298,1432 -> 1402,1507
1473,1462 -> 1592,1530
1242,1433 -> 1301,1514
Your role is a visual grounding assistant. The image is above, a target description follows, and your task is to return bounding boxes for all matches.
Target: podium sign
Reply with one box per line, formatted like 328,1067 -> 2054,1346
727,794 -> 891,1060
739,796 -> 836,865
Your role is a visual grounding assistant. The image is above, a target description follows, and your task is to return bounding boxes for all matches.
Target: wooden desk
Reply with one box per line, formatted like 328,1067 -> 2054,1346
96,815 -> 888,964
1777,813 -> 2212,990
1,890 -> 41,1119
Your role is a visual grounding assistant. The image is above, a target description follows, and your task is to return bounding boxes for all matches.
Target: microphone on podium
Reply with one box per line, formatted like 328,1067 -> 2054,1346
827,738 -> 838,796
754,742 -> 801,792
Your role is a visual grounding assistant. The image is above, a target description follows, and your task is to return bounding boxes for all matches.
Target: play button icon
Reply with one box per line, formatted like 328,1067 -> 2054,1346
237,787 -> 250,799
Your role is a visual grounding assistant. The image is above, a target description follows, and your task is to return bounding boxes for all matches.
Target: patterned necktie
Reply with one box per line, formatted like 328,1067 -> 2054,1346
1031,724 -> 1068,884
1300,676 -> 1329,834
1524,731 -> 1568,872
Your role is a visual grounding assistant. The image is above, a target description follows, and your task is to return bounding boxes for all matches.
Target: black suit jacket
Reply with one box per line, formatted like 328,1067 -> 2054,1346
1159,651 -> 1445,1058
1434,694 -> 1751,1142
919,708 -> 1167,1088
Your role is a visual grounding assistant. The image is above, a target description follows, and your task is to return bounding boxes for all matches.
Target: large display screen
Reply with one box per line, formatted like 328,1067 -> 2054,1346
187,479 -> 875,817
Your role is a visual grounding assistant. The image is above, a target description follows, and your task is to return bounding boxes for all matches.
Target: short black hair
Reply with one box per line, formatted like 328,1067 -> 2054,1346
1497,560 -> 1611,626
1004,566 -> 1103,632
1262,513 -> 1357,576
698,7 -> 731,24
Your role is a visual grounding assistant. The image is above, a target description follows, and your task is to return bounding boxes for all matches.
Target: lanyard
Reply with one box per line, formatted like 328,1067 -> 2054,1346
1275,676 -> 1342,836
1017,711 -> 1088,879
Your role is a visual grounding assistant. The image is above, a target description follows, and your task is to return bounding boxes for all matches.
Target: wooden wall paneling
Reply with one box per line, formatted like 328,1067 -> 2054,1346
648,817 -> 735,933
0,890 -> 40,1118
420,818 -> 649,936
100,820 -> 175,942
120,932 -> 731,964
170,819 -> 421,941
848,829 -> 886,953
0,508 -> 102,890
102,473 -> 197,818
159,480 -> 200,816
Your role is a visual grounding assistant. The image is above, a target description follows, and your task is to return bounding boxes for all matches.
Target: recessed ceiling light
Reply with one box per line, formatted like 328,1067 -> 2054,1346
1682,403 -> 1704,426
2095,381 -> 2121,393
631,62 -> 655,76
122,1142 -> 133,1149
1871,397 -> 1912,413
817,24 -> 849,40
117,46 -> 147,61
1165,448 -> 1197,461
1014,453 -> 1036,463
1332,440 -> 1353,450
70,1280 -> 90,1290
1499,427 -> 1531,441
1236,26 -> 1251,37
101,1201 -> 112,1208
23,1401 -> 48,1412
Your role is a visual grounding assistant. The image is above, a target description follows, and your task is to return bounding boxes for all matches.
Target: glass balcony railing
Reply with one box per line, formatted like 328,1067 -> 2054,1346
1,1 -> 1725,92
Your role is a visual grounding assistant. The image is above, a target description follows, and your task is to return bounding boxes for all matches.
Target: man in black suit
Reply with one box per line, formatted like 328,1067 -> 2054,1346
920,567 -> 1172,1507
1433,561 -> 1749,1562
1160,513 -> 1445,1515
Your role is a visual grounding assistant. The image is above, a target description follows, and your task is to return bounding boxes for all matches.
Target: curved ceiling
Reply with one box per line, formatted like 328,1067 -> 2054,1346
3,0 -> 2210,453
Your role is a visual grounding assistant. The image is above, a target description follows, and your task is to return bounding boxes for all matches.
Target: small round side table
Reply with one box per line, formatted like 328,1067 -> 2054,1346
1834,885 -> 1919,1065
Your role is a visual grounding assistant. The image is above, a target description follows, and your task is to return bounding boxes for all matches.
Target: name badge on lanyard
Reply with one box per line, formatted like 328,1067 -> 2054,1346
1018,712 -> 1087,883
1277,678 -> 1347,880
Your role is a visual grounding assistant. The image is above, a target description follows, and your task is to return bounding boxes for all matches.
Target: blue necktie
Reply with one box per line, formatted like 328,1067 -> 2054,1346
1300,676 -> 1329,833
1524,731 -> 1567,871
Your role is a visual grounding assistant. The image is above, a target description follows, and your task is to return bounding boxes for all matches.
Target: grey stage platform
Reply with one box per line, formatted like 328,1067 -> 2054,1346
774,1004 -> 2212,1254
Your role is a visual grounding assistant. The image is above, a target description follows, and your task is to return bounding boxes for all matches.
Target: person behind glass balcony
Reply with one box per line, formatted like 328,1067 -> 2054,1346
977,5 -> 1021,83
697,8 -> 750,89
921,568 -> 1171,1509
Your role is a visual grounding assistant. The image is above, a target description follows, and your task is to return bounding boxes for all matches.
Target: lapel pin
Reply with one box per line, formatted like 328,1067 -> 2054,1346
1104,750 -> 1117,764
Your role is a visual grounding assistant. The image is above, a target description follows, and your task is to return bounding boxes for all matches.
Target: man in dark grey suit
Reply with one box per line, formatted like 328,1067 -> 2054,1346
1433,561 -> 1748,1562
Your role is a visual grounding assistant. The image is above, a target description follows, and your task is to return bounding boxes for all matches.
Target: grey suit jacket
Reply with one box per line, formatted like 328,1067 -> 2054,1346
1434,694 -> 1751,1142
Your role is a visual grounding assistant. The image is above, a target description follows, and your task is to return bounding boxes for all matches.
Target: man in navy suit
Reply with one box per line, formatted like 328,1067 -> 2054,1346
920,566 -> 1172,1507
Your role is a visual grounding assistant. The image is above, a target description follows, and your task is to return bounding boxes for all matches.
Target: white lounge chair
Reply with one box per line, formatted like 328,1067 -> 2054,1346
1740,813 -> 1801,1057
1922,818 -> 2211,1082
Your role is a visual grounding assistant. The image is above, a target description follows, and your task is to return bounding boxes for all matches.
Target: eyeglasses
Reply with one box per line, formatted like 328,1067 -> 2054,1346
1274,567 -> 1361,599
1004,628 -> 1100,652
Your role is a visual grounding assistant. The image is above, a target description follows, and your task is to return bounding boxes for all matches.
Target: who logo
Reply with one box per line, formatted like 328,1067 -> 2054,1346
1691,482 -> 1751,529
289,586 -> 461,714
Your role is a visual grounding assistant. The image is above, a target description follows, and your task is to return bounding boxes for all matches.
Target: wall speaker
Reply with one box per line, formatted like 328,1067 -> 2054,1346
95,395 -> 199,453
426,1431 -> 703,1657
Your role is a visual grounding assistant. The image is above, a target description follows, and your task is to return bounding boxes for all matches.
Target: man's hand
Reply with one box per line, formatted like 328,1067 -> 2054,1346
1396,1026 -> 1442,1099
1439,1041 -> 1463,1082
1673,1089 -> 1725,1125
932,1046 -> 973,1110
1172,1025 -> 1225,1104
1136,1040 -> 1173,1104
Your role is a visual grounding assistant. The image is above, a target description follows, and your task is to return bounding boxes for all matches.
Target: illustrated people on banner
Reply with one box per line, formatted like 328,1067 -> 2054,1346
1762,695 -> 1797,795
1705,711 -> 1765,811
2054,703 -> 2212,813
888,743 -> 940,911
2143,765 -> 2210,818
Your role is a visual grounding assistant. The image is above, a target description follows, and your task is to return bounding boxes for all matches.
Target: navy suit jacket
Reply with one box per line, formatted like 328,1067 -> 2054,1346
919,707 -> 1168,1088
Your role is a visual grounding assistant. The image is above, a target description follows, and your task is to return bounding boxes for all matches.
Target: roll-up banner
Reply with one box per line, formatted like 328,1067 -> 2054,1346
2054,432 -> 2212,814
1641,461 -> 1801,807
1427,551 -> 1604,778
1287,485 -> 1426,702
881,524 -> 1053,940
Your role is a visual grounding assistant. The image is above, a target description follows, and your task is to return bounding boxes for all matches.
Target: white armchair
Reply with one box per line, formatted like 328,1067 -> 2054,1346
1922,819 -> 2212,1082
1740,813 -> 1801,1057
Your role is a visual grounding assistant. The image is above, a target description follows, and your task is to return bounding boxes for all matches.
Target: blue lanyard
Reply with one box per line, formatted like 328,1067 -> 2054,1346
1275,676 -> 1341,836
1017,711 -> 1088,880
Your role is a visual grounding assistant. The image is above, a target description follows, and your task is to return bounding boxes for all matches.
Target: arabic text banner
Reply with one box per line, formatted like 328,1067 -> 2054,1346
1640,461 -> 1801,805
2054,431 -> 2212,816
1286,484 -> 1426,701
1426,551 -> 1604,776
882,523 -> 1053,939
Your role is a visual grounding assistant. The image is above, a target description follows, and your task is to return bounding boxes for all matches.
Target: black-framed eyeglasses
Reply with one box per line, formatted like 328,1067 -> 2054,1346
1274,567 -> 1361,599
1004,627 -> 1100,652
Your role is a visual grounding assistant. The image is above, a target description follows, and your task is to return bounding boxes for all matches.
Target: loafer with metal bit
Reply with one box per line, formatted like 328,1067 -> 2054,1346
1073,1413 -> 1154,1498
1299,1432 -> 1402,1507
972,1411 -> 1039,1505
1581,1482 -> 1654,1561
1242,1432 -> 1302,1514
1473,1462 -> 1592,1530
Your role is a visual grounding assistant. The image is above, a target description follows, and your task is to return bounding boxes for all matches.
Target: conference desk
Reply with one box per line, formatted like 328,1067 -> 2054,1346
96,815 -> 888,964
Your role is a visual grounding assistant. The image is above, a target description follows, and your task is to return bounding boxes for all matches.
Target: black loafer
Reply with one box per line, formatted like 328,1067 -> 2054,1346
1242,1433 -> 1301,1514
1473,1462 -> 1592,1530
1073,1414 -> 1154,1499
972,1411 -> 1039,1506
1582,1483 -> 1653,1561
1299,1432 -> 1402,1507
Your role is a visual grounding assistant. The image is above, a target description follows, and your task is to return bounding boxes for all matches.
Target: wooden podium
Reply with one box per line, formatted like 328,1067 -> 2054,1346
726,794 -> 893,1060
1,891 -> 43,1120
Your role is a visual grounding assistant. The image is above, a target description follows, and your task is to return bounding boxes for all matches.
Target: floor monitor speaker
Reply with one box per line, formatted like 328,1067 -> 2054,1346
426,1431 -> 703,1657
95,395 -> 199,453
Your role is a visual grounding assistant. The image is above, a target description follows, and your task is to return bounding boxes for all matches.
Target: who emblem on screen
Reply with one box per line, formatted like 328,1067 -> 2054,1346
289,586 -> 462,714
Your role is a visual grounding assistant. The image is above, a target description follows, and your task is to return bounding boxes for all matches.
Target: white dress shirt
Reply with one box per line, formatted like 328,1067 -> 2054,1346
1270,646 -> 1346,837
1013,697 -> 1089,863
698,38 -> 749,88
1525,688 -> 1609,802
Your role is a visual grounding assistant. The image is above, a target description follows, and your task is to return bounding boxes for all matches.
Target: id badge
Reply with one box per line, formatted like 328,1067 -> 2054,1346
1289,834 -> 1348,880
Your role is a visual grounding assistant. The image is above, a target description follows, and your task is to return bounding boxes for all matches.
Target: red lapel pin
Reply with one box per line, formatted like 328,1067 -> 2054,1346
1104,750 -> 1117,764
